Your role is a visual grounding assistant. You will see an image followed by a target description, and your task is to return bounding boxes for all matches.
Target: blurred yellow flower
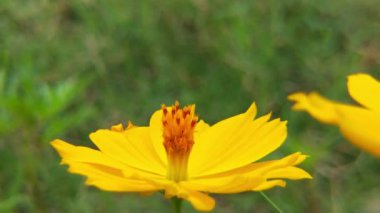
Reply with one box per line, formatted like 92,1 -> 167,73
51,101 -> 311,211
289,73 -> 380,157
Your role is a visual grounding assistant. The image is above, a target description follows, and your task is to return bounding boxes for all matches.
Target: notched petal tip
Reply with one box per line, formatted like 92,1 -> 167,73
50,139 -> 77,159
111,123 -> 124,132
246,102 -> 257,117
50,138 -> 70,148
288,92 -> 340,124
303,172 -> 313,180
287,92 -> 305,100
288,92 -> 309,110
286,152 -> 309,165
271,118 -> 286,125
284,152 -> 310,166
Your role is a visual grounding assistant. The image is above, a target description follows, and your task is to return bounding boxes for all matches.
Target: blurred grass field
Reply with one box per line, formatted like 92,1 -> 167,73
0,0 -> 380,212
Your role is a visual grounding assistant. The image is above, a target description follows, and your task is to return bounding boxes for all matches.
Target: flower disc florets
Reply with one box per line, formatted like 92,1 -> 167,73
161,101 -> 198,181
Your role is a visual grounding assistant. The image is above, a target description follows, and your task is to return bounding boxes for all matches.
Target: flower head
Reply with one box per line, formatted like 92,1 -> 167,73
51,101 -> 311,211
289,73 -> 380,157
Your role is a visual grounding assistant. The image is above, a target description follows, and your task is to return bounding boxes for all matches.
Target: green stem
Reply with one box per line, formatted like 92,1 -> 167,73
172,197 -> 182,213
259,191 -> 283,213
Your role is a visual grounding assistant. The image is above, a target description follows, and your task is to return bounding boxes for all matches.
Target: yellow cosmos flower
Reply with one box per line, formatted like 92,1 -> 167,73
51,101 -> 311,211
289,73 -> 380,157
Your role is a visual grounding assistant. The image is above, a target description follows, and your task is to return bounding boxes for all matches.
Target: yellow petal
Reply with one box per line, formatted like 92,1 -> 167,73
289,91 -> 380,157
51,140 -> 160,192
288,92 -> 339,124
51,139 -> 161,179
177,186 -> 215,212
69,162 -> 160,192
204,152 -> 308,178
111,123 -> 124,132
189,103 -> 288,177
51,139 -> 126,169
252,180 -> 286,191
90,127 -> 166,175
183,152 -> 310,193
183,175 -> 264,194
266,167 -> 312,180
337,106 -> 380,156
163,183 -> 215,212
347,73 -> 380,112
252,164 -> 312,191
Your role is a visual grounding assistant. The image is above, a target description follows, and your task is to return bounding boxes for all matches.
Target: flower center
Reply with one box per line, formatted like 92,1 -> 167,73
162,101 -> 198,182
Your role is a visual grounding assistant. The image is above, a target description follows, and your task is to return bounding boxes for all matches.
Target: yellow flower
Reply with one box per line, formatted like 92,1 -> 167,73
289,73 -> 380,157
51,101 -> 311,211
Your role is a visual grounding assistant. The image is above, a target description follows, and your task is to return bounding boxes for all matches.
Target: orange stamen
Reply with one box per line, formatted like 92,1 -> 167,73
161,101 -> 198,181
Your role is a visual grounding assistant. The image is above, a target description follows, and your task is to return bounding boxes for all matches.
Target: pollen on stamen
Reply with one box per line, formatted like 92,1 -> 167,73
191,120 -> 197,128
162,105 -> 168,115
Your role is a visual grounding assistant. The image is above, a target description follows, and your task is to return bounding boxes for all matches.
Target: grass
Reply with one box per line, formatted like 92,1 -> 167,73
0,0 -> 379,212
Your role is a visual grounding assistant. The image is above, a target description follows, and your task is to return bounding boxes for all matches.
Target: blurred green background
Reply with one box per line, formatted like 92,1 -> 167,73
1,0 -> 380,212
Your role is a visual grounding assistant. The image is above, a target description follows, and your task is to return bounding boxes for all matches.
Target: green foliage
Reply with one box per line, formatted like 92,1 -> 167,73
0,0 -> 379,212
